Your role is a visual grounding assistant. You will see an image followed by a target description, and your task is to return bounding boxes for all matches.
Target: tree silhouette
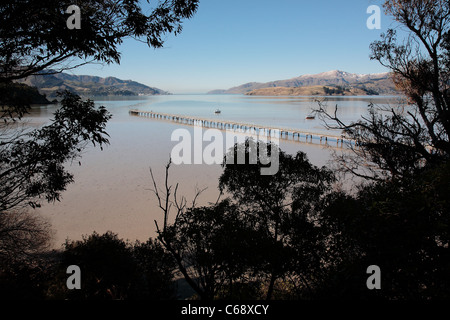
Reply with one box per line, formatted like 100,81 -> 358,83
0,0 -> 199,266
317,0 -> 450,180
219,140 -> 335,299
0,92 -> 111,212
48,232 -> 176,300
0,0 -> 199,83
319,161 -> 450,299
152,141 -> 336,300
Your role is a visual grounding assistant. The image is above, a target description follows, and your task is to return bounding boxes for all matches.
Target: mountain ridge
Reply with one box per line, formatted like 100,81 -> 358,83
208,70 -> 398,95
245,85 -> 378,97
18,71 -> 168,97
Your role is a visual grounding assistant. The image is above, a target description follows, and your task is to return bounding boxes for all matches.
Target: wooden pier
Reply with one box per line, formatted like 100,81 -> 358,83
129,109 -> 352,147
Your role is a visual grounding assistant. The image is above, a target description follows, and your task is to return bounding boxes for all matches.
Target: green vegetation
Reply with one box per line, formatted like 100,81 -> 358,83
322,85 -> 348,95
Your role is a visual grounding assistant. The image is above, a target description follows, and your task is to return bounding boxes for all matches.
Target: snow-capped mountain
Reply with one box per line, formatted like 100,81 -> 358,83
208,70 -> 396,95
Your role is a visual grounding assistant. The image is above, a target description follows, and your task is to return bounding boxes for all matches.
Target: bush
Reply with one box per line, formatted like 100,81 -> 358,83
47,231 -> 176,300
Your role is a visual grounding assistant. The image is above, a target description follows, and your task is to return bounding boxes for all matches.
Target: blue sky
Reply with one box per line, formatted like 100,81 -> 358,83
72,0 -> 397,93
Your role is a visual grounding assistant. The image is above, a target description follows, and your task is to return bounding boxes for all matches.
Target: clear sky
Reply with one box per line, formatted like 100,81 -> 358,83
71,0 -> 398,94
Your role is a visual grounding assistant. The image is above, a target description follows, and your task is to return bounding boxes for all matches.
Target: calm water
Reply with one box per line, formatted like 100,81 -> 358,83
26,94 -> 402,248
107,94 -> 403,134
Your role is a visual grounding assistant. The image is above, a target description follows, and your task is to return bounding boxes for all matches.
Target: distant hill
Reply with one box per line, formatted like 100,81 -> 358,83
208,70 -> 398,95
17,71 -> 168,97
245,85 -> 377,96
1,82 -> 53,105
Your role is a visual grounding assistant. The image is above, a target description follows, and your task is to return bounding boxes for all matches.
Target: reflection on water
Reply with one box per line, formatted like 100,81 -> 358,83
25,94 -> 402,247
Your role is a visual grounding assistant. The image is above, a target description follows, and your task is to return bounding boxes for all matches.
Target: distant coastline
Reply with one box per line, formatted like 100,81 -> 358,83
17,70 -> 168,98
244,85 -> 382,96
208,70 -> 398,96
1,82 -> 56,104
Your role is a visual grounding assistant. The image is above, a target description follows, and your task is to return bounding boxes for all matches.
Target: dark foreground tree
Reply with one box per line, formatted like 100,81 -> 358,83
149,160 -> 243,300
0,91 -> 110,269
318,161 -> 450,300
0,91 -> 111,212
1,0 -> 199,120
151,141 -> 336,300
317,0 -> 450,180
47,231 -> 176,300
0,0 -> 199,81
0,0 -> 199,267
158,199 -> 268,300
0,209 -> 53,267
0,0 -> 199,208
219,140 -> 335,299
310,0 -> 450,300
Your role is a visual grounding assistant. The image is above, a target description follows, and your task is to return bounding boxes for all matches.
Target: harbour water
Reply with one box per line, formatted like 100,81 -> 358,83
26,94 -> 402,248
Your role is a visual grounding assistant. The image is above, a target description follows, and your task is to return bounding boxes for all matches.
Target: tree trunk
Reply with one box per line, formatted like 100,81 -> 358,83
266,273 -> 276,300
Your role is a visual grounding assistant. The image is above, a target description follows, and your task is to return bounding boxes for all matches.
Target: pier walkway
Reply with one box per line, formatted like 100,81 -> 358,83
129,109 -> 353,147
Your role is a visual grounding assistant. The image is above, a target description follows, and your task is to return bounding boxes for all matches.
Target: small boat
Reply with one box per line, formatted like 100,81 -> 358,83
215,109 -> 221,114
305,115 -> 315,120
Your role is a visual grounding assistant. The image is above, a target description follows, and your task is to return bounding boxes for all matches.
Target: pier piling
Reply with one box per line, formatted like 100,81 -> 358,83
129,109 -> 352,148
